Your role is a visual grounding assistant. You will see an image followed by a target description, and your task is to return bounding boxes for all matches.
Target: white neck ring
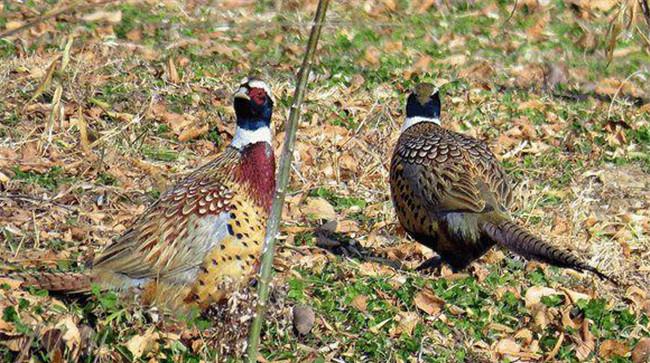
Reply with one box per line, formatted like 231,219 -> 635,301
401,116 -> 440,132
231,126 -> 272,149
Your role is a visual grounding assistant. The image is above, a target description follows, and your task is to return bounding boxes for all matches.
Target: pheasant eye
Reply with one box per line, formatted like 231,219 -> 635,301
249,88 -> 266,105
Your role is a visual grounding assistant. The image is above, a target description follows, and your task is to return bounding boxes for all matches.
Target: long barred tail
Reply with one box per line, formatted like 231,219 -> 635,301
482,219 -> 615,283
13,272 -> 93,293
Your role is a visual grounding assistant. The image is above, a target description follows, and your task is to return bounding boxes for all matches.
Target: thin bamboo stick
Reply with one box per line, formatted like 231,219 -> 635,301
245,0 -> 330,361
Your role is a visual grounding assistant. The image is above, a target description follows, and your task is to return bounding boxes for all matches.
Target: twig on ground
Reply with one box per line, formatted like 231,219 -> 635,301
501,0 -> 519,27
640,0 -> 650,29
0,0 -> 120,39
0,193 -> 76,212
606,70 -> 645,120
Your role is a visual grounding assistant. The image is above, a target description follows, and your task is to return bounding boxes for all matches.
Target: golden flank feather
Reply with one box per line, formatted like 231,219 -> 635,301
186,186 -> 268,308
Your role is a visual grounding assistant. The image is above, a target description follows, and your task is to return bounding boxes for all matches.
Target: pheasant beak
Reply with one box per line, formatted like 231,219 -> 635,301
234,87 -> 250,101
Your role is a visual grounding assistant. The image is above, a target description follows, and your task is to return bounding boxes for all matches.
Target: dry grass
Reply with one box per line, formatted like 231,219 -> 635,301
1,0 -> 649,361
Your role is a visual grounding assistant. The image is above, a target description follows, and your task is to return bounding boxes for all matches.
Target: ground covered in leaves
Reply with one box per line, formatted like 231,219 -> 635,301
1,0 -> 650,362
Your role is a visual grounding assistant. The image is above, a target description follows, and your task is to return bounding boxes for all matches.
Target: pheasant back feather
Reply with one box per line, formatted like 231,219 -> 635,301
390,84 -> 610,280
391,122 -> 511,237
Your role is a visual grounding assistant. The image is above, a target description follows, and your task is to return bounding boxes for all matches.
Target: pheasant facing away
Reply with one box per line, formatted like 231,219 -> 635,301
389,83 -> 611,281
18,78 -> 277,311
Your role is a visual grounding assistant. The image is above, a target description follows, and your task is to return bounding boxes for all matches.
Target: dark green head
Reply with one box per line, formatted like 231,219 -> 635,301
406,83 -> 441,119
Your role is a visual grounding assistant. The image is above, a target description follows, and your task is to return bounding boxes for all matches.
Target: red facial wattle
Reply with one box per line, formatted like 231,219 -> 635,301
249,88 -> 266,105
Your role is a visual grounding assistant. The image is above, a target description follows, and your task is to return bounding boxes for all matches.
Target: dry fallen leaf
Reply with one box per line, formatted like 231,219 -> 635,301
166,57 -> 180,83
384,40 -> 403,53
639,103 -> 650,114
561,306 -> 578,330
559,287 -> 590,304
150,102 -> 195,136
596,77 -> 645,99
599,339 -> 630,359
125,328 -> 159,359
339,153 -> 359,173
526,12 -> 550,41
589,0 -> 620,12
55,316 -> 81,359
412,55 -> 432,73
485,322 -> 514,333
575,319 -> 595,361
524,286 -> 568,330
364,47 -> 381,66
205,43 -> 239,59
494,338 -> 521,356
459,61 -> 495,85
0,332 -> 26,352
301,198 -> 337,221
390,311 -> 419,337
335,219 -> 359,233
178,124 -> 209,142
82,10 -> 122,24
518,99 -> 545,111
0,277 -> 22,289
5,21 -> 24,31
351,295 -> 368,312
413,288 -> 444,316
524,286 -> 559,308
512,64 -> 545,89
515,328 -> 533,345
126,28 -> 142,41
441,54 -> 467,66
357,262 -> 396,277
417,0 -> 436,13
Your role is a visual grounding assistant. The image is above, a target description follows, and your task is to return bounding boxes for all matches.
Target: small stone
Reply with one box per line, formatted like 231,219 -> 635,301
292,305 -> 315,336
632,338 -> 650,363
78,324 -> 95,357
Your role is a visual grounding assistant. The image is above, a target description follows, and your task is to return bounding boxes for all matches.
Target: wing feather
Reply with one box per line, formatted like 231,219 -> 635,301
93,149 -> 240,280
396,125 -> 511,214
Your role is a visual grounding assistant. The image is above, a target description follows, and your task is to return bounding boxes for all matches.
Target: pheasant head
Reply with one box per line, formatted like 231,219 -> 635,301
231,77 -> 276,212
402,82 -> 441,131
232,77 -> 274,149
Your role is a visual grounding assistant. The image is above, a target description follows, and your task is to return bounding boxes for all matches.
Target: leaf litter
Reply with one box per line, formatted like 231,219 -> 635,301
0,0 -> 649,361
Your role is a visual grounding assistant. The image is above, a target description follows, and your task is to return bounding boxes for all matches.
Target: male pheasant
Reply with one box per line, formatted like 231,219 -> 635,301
18,78 -> 277,311
389,83 -> 611,281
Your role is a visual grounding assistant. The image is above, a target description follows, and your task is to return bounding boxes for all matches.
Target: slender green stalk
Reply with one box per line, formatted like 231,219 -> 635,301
245,0 -> 330,360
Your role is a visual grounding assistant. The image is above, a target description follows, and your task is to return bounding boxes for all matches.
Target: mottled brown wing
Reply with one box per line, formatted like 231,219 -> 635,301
394,127 -> 485,214
93,149 -> 239,279
449,131 -> 512,209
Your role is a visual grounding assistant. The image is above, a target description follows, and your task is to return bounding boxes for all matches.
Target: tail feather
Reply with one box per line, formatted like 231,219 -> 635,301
14,272 -> 93,293
483,220 -> 615,283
